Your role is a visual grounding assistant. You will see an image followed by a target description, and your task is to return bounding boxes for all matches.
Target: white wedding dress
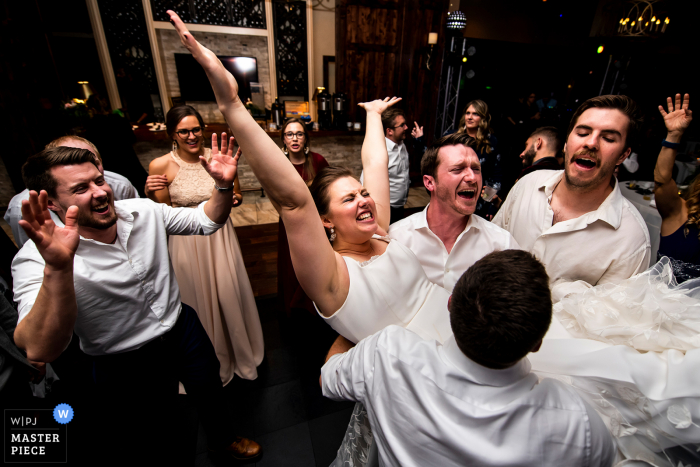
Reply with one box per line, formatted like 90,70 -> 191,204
318,235 -> 453,467
317,235 -> 453,344
530,257 -> 700,466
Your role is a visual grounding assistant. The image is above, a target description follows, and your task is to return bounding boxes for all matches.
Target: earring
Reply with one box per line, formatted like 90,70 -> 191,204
282,146 -> 289,155
329,227 -> 336,242
304,146 -> 310,155
172,141 -> 178,153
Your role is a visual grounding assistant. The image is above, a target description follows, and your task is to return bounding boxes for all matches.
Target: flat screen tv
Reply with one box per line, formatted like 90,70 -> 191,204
175,54 -> 259,103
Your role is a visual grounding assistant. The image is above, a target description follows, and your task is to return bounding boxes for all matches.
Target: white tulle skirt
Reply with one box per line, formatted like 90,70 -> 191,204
531,257 -> 700,466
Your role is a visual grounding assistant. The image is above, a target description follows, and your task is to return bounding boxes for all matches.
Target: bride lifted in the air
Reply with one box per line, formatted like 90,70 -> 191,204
164,11 -> 452,345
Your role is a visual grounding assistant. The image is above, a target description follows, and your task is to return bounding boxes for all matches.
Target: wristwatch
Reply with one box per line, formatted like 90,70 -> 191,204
661,139 -> 681,149
215,184 -> 234,192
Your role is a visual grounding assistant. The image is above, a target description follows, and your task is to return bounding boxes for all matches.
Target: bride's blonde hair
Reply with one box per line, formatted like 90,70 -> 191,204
684,175 -> 700,237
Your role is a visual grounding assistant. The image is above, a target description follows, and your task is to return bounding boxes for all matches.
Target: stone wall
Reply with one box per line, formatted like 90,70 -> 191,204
157,29 -> 272,123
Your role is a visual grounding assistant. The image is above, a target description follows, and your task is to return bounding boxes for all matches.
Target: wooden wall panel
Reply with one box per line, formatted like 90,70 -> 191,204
336,0 -> 449,142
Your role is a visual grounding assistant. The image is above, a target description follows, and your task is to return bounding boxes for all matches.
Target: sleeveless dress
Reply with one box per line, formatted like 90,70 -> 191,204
530,257 -> 700,466
319,235 -> 453,467
658,223 -> 700,282
167,149 -> 264,383
317,235 -> 453,344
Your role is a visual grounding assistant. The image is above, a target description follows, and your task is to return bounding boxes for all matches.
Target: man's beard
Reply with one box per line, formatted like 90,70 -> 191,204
60,199 -> 118,230
522,147 -> 537,167
563,150 -> 618,192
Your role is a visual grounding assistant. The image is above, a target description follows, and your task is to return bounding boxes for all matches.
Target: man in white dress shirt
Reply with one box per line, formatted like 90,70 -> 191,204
389,132 -> 519,291
494,95 -> 650,302
11,144 -> 261,462
4,136 -> 139,248
321,250 -> 615,467
361,108 -> 425,223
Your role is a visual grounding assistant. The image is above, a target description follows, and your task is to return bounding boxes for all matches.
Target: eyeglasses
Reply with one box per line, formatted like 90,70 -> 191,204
391,123 -> 408,129
176,127 -> 202,137
284,132 -> 306,139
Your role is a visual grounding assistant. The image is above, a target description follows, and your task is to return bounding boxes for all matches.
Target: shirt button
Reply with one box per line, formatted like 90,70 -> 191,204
128,257 -> 132,264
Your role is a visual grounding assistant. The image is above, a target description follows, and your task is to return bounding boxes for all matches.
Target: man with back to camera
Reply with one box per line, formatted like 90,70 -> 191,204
519,126 -> 563,178
4,135 -> 139,248
320,250 -> 615,467
388,132 -> 519,292
493,95 -> 650,302
11,136 -> 261,463
360,107 -> 425,223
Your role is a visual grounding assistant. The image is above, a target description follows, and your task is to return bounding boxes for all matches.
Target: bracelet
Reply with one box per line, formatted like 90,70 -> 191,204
215,184 -> 234,192
661,139 -> 682,149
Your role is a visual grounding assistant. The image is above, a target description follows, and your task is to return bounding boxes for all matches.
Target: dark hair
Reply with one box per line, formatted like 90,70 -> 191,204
529,126 -> 563,155
309,166 -> 356,239
45,136 -> 102,163
450,250 -> 552,369
22,147 -> 100,197
381,108 -> 406,134
280,117 -> 316,184
456,99 -> 494,155
567,95 -> 643,149
421,132 -> 477,179
166,105 -> 205,140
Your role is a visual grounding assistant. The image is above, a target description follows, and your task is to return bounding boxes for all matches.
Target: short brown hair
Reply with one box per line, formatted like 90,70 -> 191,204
381,108 -> 405,134
567,95 -> 643,149
529,126 -> 563,154
22,147 -> 100,197
45,136 -> 102,163
450,250 -> 552,369
420,132 -> 477,179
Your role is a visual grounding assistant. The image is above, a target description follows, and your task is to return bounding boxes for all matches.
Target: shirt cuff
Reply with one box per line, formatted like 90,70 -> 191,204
320,353 -> 348,401
196,201 -> 226,234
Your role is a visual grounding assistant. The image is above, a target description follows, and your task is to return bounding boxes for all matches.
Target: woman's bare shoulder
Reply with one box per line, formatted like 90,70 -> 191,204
149,154 -> 175,174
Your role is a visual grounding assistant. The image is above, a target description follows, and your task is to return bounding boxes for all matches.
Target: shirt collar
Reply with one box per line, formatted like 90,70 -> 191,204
418,203 -> 481,236
442,335 -> 532,387
385,137 -> 403,151
72,202 -> 136,247
532,156 -> 559,166
538,170 -> 624,229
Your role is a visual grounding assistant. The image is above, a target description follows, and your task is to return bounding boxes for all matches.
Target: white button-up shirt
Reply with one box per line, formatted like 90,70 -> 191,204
388,206 -> 520,291
361,137 -> 410,207
322,325 -> 615,467
12,198 -> 224,355
493,170 -> 650,302
5,170 -> 139,248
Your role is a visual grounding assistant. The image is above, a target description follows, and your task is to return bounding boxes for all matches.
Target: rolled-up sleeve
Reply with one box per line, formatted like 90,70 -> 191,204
159,201 -> 225,236
321,330 -> 382,403
11,245 -> 47,324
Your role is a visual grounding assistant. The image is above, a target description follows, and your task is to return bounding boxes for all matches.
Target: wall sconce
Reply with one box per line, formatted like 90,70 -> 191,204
426,32 -> 438,71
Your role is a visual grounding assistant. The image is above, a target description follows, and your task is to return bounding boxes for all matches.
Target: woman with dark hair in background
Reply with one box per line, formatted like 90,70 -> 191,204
145,105 -> 264,383
456,99 -> 503,218
277,118 -> 329,317
654,93 -> 698,282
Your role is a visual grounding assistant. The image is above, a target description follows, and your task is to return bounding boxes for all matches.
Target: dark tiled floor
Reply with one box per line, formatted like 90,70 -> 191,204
187,296 -> 354,467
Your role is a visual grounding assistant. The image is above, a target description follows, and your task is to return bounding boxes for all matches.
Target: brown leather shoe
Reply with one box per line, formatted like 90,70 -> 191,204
221,436 -> 262,463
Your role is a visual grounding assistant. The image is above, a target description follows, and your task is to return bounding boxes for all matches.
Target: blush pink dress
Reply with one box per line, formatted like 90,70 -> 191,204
167,149 -> 264,383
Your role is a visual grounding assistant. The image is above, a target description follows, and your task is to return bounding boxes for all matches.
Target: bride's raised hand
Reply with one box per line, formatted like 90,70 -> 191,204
167,10 -> 240,105
202,132 -> 240,188
358,97 -> 402,115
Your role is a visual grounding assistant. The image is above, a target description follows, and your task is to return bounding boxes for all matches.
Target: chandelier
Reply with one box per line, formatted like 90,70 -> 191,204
618,0 -> 669,36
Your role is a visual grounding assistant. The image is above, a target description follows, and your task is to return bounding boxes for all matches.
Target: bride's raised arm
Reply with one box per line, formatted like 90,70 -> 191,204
167,10 -> 347,312
358,98 -> 401,233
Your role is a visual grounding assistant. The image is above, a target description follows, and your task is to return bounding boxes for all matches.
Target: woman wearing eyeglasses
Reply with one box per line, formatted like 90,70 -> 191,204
145,105 -> 264,384
278,118 -> 329,317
